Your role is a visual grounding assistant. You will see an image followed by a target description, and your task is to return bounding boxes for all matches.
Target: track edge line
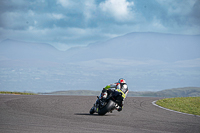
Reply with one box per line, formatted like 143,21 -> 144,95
152,100 -> 200,118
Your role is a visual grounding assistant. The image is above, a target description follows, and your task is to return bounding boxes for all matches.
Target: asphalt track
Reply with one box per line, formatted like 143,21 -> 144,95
0,95 -> 200,133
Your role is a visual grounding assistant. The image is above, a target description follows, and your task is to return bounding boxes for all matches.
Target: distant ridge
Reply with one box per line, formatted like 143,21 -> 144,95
42,87 -> 200,98
42,90 -> 100,96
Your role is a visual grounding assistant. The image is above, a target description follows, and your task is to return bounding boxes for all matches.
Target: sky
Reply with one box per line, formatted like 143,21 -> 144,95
0,0 -> 200,51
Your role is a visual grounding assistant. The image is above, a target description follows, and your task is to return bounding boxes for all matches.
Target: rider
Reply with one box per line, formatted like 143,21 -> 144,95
99,78 -> 129,112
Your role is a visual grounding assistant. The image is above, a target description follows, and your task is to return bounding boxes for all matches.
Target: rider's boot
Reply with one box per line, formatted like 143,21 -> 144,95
115,104 -> 122,112
93,104 -> 97,112
115,99 -> 123,112
93,99 -> 100,113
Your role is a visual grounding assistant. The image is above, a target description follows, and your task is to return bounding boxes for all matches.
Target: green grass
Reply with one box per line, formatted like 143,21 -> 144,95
0,91 -> 38,95
156,97 -> 200,115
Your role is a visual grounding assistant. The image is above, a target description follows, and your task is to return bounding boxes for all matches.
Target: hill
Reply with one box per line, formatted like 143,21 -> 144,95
154,87 -> 200,97
42,90 -> 100,96
128,87 -> 200,97
42,87 -> 200,98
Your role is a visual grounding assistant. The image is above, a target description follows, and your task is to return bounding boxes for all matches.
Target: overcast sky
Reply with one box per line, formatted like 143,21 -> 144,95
0,0 -> 200,50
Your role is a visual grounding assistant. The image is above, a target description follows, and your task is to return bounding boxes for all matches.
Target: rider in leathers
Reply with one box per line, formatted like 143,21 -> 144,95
96,78 -> 129,112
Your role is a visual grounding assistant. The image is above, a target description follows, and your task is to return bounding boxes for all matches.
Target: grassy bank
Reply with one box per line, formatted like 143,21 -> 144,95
0,91 -> 38,95
156,97 -> 200,116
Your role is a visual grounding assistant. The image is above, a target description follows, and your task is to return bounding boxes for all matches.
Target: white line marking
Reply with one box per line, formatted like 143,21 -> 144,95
152,100 -> 200,118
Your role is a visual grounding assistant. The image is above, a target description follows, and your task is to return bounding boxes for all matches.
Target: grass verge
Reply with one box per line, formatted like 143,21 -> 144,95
156,97 -> 200,116
0,91 -> 38,95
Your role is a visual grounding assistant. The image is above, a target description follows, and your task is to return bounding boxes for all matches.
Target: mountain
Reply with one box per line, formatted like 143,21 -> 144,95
0,39 -> 63,67
0,32 -> 200,92
1,33 -> 200,66
64,32 -> 200,62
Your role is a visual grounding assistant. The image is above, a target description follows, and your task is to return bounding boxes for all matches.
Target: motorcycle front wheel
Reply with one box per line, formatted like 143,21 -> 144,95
89,107 -> 95,114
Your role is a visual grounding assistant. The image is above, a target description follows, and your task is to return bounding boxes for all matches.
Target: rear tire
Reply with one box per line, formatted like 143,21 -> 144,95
98,100 -> 115,115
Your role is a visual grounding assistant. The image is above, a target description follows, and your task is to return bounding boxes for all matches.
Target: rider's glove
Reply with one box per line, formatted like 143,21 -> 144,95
102,88 -> 107,93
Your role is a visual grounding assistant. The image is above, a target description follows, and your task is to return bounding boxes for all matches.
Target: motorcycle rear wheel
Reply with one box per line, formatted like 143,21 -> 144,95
98,100 -> 115,115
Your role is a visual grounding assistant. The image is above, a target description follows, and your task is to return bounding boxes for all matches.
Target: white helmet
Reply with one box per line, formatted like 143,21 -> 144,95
118,78 -> 126,83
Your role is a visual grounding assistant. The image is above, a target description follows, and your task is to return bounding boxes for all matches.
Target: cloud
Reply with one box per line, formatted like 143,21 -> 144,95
83,0 -> 96,21
0,0 -> 199,50
51,13 -> 65,20
153,0 -> 199,27
155,0 -> 196,15
57,0 -> 71,8
174,58 -> 200,68
99,0 -> 134,21
0,11 -> 29,30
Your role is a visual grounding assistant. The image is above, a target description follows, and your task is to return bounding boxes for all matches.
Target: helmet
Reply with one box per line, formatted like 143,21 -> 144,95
118,78 -> 126,83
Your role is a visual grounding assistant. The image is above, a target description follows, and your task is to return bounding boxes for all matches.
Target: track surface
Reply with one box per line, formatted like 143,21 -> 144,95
0,95 -> 200,133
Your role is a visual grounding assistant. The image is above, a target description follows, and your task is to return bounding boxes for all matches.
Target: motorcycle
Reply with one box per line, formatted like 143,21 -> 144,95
89,90 -> 123,115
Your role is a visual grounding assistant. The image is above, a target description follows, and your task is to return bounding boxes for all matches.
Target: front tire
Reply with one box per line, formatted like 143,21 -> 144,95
98,100 -> 115,115
89,107 -> 95,114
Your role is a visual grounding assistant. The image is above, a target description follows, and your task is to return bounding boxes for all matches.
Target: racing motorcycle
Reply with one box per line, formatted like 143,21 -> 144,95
89,90 -> 123,115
